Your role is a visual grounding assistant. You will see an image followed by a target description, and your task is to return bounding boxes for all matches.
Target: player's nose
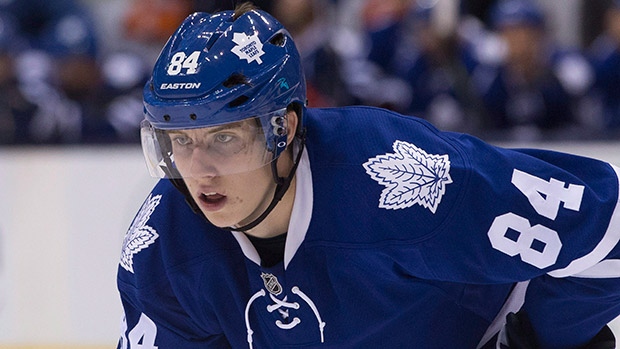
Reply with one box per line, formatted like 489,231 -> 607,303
188,146 -> 219,178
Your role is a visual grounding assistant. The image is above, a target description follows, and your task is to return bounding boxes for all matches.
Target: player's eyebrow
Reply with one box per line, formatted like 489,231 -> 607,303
167,121 -> 246,136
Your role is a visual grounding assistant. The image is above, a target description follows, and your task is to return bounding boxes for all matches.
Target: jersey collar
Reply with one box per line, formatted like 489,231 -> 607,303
232,147 -> 313,269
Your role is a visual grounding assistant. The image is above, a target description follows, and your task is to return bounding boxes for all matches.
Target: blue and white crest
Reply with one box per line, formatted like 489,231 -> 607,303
231,32 -> 265,64
120,194 -> 161,273
363,140 -> 452,213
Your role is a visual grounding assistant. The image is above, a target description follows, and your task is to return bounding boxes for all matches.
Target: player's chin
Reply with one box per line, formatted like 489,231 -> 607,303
202,211 -> 240,230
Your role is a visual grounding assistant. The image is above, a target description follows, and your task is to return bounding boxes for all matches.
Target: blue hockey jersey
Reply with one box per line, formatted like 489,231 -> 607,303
117,106 -> 620,348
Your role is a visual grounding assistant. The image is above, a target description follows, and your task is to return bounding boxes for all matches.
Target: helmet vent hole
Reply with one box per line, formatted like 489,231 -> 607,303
223,73 -> 249,88
163,114 -> 171,121
269,33 -> 286,47
205,33 -> 223,51
189,113 -> 197,120
228,95 -> 249,108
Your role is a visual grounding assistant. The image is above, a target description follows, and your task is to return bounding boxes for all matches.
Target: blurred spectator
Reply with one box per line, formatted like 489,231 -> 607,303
121,0 -> 193,66
336,0 -> 414,112
354,0 -> 493,133
471,0 -> 594,141
123,0 -> 192,46
393,0 -> 489,132
0,12 -> 37,144
0,0 -> 119,144
1,0 -> 97,57
272,0 -> 353,107
588,0 -> 620,137
361,0 -> 413,70
99,51 -> 150,143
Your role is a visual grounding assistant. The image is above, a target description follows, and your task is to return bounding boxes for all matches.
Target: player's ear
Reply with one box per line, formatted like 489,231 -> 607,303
285,108 -> 299,145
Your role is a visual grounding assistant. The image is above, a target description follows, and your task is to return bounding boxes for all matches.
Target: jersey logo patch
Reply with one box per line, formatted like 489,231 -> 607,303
261,272 -> 283,296
120,194 -> 161,273
231,32 -> 265,64
363,140 -> 452,213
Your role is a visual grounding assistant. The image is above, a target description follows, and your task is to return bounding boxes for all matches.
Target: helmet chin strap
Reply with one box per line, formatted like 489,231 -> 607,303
223,131 -> 306,232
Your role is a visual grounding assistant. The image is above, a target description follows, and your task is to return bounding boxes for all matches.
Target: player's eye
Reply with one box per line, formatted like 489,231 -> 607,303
171,134 -> 192,146
215,133 -> 235,144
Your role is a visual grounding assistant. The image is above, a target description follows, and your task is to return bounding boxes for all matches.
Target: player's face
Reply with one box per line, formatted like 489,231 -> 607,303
500,25 -> 543,65
607,8 -> 620,43
170,119 -> 277,228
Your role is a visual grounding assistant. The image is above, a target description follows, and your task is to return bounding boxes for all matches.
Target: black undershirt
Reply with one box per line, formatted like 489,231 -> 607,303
245,232 -> 287,268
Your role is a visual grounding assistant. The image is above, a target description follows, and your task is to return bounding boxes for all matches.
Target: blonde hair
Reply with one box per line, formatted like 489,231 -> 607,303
233,2 -> 259,20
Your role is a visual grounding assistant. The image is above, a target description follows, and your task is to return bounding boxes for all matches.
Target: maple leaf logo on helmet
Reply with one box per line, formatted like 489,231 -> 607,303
231,32 -> 265,64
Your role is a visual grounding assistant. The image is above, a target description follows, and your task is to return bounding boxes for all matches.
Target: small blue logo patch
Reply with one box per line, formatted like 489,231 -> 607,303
277,77 -> 289,90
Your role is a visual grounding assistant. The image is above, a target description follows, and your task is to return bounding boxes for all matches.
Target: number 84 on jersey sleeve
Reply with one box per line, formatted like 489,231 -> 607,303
488,169 -> 584,269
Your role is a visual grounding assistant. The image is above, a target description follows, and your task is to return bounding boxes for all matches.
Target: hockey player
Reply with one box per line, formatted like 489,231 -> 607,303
118,2 -> 620,348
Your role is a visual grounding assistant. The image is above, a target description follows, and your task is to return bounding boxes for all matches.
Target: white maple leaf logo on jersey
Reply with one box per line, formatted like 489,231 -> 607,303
363,140 -> 452,213
120,194 -> 161,273
231,32 -> 264,64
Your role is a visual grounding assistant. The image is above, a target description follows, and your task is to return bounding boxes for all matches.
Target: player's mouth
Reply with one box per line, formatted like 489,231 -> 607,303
198,192 -> 227,211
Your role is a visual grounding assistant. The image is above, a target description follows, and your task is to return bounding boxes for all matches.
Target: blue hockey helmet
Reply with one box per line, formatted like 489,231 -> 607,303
142,9 -> 306,178
490,0 -> 545,29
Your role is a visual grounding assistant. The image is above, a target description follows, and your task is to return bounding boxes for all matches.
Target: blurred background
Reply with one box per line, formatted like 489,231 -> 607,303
1,0 -> 620,347
2,0 -> 620,144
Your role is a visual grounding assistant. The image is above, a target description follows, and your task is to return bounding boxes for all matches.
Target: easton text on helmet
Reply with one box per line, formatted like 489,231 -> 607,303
160,82 -> 202,90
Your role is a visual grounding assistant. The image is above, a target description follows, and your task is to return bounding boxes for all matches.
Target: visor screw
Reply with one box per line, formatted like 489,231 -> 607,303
189,113 -> 197,120
277,127 -> 286,136
163,114 -> 171,121
272,116 -> 284,126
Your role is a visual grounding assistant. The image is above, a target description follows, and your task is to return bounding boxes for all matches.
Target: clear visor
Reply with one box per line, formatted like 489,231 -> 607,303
141,109 -> 288,178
